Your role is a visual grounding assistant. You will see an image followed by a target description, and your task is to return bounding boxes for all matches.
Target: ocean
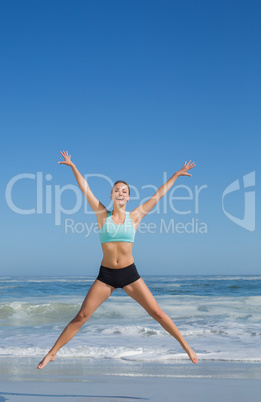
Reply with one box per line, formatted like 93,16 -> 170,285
1,275 -> 261,380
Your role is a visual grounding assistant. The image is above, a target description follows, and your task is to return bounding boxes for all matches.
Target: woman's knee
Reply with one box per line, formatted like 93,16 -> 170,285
73,310 -> 91,324
149,306 -> 165,321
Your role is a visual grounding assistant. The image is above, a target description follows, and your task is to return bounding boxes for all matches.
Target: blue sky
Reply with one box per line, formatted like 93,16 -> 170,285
1,0 -> 260,276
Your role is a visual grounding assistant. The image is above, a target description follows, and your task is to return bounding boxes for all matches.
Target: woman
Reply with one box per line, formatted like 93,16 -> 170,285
37,151 -> 198,369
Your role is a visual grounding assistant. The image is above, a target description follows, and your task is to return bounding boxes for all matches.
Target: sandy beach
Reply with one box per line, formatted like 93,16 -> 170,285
0,376 -> 260,402
0,358 -> 261,402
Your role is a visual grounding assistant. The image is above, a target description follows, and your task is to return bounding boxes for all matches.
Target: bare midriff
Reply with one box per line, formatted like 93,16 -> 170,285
100,242 -> 135,268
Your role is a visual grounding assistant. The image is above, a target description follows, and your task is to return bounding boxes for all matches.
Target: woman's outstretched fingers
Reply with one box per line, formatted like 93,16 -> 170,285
58,150 -> 72,165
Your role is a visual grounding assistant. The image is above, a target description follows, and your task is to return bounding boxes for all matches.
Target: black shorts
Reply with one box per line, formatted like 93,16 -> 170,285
96,263 -> 141,289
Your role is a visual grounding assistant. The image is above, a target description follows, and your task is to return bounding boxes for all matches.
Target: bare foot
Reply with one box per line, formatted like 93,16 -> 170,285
37,353 -> 55,369
185,346 -> 198,364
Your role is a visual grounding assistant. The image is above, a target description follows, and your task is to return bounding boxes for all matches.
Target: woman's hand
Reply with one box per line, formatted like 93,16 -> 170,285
58,151 -> 73,166
177,160 -> 196,177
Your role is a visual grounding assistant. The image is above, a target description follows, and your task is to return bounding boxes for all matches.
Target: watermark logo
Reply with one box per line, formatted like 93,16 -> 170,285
222,171 -> 255,232
4,172 -> 208,230
64,217 -> 208,237
5,170 -> 256,234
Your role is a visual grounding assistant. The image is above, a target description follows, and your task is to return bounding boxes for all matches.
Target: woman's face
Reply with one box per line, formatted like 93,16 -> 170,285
111,182 -> 130,206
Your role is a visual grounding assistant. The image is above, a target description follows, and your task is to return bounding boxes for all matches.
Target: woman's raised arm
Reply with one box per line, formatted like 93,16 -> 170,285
58,151 -> 107,215
131,160 -> 196,224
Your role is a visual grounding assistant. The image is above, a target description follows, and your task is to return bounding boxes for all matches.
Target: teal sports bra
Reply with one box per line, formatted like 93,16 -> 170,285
99,211 -> 136,244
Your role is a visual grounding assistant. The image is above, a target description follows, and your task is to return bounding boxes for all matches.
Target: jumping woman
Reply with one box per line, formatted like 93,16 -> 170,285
37,151 -> 198,369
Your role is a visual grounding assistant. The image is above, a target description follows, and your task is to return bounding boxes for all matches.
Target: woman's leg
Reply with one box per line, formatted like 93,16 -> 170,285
37,279 -> 115,369
123,278 -> 198,364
